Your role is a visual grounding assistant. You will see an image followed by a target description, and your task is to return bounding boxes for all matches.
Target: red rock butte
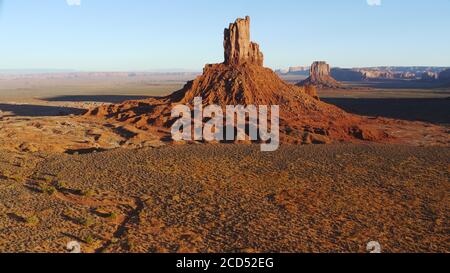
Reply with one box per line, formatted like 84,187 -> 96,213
298,61 -> 342,89
86,16 -> 447,145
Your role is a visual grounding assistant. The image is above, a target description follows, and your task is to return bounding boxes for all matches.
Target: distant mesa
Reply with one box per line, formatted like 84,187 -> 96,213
297,61 -> 342,89
361,70 -> 396,80
439,68 -> 450,82
330,68 -> 364,82
276,66 -> 310,76
439,69 -> 450,87
330,67 -> 449,82
421,71 -> 439,81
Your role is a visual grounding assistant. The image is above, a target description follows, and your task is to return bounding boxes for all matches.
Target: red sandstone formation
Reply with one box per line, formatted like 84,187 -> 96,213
86,17 -> 411,145
224,16 -> 264,66
298,61 -> 342,89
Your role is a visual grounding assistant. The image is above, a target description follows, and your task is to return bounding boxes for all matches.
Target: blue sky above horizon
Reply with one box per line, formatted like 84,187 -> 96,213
0,0 -> 449,71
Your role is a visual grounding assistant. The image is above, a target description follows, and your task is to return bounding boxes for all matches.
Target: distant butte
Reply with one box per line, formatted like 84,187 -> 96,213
298,61 -> 342,89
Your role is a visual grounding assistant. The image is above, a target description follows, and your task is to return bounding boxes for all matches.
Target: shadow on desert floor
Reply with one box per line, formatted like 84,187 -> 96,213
323,98 -> 450,124
0,104 -> 87,117
43,95 -> 155,103
344,80 -> 450,90
2,97 -> 449,125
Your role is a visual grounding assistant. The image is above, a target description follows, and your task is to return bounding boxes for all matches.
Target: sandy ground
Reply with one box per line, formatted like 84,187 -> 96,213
0,144 -> 448,253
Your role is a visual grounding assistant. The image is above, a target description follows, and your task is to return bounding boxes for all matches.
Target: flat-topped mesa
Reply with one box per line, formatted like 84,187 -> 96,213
224,16 -> 264,66
298,61 -> 342,89
309,61 -> 331,82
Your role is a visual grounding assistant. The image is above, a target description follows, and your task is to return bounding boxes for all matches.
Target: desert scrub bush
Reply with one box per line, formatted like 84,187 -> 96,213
37,182 -> 57,195
1,170 -> 11,178
1,171 -> 23,182
10,174 -> 23,182
80,189 -> 95,197
107,212 -> 117,220
25,215 -> 39,226
126,238 -> 136,252
52,180 -> 67,190
42,175 -> 56,183
84,234 -> 95,244
78,216 -> 95,227
44,186 -> 57,195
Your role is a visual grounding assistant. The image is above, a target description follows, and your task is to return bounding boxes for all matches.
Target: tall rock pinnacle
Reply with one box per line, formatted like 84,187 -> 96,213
223,16 -> 264,66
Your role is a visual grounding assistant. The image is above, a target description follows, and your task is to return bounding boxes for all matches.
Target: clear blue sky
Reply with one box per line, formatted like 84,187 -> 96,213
0,0 -> 449,71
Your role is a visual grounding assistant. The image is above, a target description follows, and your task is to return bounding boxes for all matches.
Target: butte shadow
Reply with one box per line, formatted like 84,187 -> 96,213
42,95 -> 154,104
323,98 -> 450,125
0,103 -> 87,117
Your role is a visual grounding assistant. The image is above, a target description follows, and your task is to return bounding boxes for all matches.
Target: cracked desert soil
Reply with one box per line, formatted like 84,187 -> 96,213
0,144 -> 448,253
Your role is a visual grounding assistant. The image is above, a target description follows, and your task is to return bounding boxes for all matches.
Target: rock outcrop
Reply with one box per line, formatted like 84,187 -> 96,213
297,61 -> 342,89
224,16 -> 264,66
86,17 -> 397,145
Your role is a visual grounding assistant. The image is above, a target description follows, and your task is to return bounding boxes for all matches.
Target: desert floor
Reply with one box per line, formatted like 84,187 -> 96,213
0,144 -> 448,253
0,74 -> 448,253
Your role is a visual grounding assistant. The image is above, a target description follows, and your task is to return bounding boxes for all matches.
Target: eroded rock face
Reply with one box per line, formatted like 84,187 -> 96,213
224,16 -> 264,66
298,61 -> 341,88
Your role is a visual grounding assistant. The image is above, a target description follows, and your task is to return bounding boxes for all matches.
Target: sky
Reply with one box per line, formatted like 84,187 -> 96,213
0,0 -> 449,71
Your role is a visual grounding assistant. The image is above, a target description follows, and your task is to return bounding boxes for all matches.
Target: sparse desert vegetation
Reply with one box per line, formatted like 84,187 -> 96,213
0,144 -> 448,253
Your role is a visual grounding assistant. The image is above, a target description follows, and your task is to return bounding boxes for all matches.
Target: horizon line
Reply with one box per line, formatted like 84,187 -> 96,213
1,65 -> 449,75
